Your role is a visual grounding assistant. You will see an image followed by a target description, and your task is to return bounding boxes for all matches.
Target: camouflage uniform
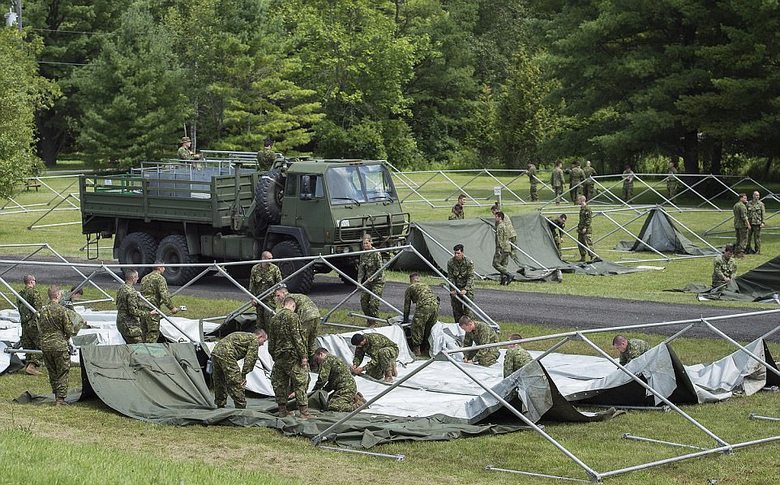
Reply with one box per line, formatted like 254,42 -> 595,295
268,308 -> 309,408
577,203 -> 595,261
17,286 -> 43,367
353,333 -> 399,380
256,147 -> 276,168
449,203 -> 464,220
619,339 -> 650,365
733,200 -> 749,254
249,262 -> 282,331
463,320 -> 499,367
140,271 -> 175,343
527,165 -> 538,201
712,255 -> 736,288
358,251 -> 385,320
622,169 -> 634,201
211,331 -> 260,409
569,165 -> 584,203
59,294 -> 86,332
582,165 -> 596,200
446,256 -> 474,324
287,293 -> 320,358
548,217 -> 566,256
403,282 -> 439,348
313,354 -> 362,412
551,167 -> 564,204
666,165 -> 678,198
746,199 -> 766,254
177,146 -> 195,161
116,283 -> 145,344
492,220 -> 513,280
503,347 -> 533,377
37,302 -> 74,399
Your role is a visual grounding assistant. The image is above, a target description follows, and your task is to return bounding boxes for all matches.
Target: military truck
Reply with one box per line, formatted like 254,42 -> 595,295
79,158 -> 409,293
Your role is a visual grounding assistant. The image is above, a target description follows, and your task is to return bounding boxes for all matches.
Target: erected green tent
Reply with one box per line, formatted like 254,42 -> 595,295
615,208 -> 718,256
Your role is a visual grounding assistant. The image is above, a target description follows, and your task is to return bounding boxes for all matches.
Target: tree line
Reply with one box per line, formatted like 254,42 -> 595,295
1,0 -> 778,195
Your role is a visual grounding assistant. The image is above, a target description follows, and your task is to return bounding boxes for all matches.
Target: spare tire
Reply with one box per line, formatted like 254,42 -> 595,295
255,169 -> 284,228
155,234 -> 200,286
273,239 -> 314,294
118,232 -> 158,279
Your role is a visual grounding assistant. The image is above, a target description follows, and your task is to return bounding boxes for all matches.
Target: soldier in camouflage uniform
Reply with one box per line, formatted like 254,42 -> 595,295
212,328 -> 266,409
274,286 -> 320,359
60,286 -> 86,332
547,214 -> 567,257
357,235 -> 385,324
249,251 -> 283,331
351,332 -> 399,382
403,273 -> 440,356
712,244 -> 736,288
527,163 -> 538,202
582,160 -> 597,201
746,191 -> 766,254
256,139 -> 277,168
116,270 -> 151,344
268,297 -> 311,418
140,262 -> 180,343
449,194 -> 466,220
447,244 -> 474,324
17,274 -> 43,375
37,286 -> 74,405
492,211 -> 514,285
503,333 -> 533,378
459,316 -> 499,367
312,347 -> 366,412
666,160 -> 679,199
733,193 -> 750,257
568,160 -> 584,203
622,165 -> 634,202
551,161 -> 564,205
612,335 -> 650,365
577,195 -> 596,262
177,136 -> 201,161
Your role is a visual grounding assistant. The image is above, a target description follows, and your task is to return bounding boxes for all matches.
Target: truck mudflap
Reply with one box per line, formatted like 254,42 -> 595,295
335,212 -> 409,244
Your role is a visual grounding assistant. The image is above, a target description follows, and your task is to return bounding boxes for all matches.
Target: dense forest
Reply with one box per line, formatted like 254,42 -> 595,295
2,0 -> 779,195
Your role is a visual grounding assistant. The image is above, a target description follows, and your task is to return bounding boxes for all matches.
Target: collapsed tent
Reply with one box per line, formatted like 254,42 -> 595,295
393,214 -> 644,280
674,255 -> 780,302
615,208 -> 719,256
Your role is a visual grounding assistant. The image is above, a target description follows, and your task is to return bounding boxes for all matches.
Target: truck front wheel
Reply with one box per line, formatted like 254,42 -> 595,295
273,240 -> 314,294
156,235 -> 200,286
118,232 -> 158,279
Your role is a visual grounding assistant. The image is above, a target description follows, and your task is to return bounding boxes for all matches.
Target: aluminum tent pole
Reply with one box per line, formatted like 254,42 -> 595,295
45,243 -> 114,301
701,319 -> 780,380
439,170 -> 485,205
39,176 -> 80,210
660,208 -> 721,252
631,173 -> 682,211
590,208 -> 649,246
319,258 -> 403,315
170,264 -> 216,297
398,171 -> 439,207
482,169 -> 526,203
622,433 -> 707,451
590,176 -> 636,211
661,322 -> 698,345
0,244 -> 46,277
671,175 -> 720,211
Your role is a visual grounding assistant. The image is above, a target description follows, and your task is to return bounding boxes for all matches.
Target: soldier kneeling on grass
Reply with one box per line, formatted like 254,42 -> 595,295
459,315 -> 499,367
312,348 -> 366,411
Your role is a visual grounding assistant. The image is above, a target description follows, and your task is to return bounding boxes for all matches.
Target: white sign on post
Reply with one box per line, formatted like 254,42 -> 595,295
493,186 -> 502,196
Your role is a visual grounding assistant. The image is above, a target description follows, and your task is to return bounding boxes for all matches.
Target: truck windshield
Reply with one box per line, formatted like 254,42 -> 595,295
325,164 -> 397,205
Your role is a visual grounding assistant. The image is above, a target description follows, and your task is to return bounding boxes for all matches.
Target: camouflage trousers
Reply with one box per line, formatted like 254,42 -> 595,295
364,346 -> 398,379
578,230 -> 595,260
492,249 -> 511,277
42,350 -> 70,399
212,353 -> 247,409
324,381 -> 359,412
450,290 -> 473,325
530,184 -> 538,201
117,319 -> 143,344
569,186 -> 581,203
735,227 -> 748,254
553,186 -> 563,204
623,185 -> 633,201
747,226 -> 762,254
667,182 -> 678,199
140,313 -> 161,343
255,299 -> 275,332
270,355 -> 309,407
361,283 -> 384,320
470,348 -> 499,367
20,322 -> 40,367
410,301 -> 439,347
301,318 -> 319,358
584,184 -> 595,201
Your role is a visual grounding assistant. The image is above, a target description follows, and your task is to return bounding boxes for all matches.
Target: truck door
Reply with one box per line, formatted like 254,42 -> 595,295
291,173 -> 329,243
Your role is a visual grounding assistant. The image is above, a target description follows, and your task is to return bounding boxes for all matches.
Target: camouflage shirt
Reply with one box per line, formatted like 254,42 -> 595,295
733,201 -> 749,228
447,256 -> 474,291
449,203 -> 464,220
503,347 -> 533,377
583,166 -> 596,184
747,200 -> 765,225
403,282 -> 438,320
17,286 -> 43,325
495,220 -> 513,252
249,263 -> 282,303
578,204 -> 592,232
619,338 -> 650,365
353,333 -> 398,368
37,301 -> 74,352
288,293 -> 320,323
527,165 -> 537,184
256,147 -> 276,168
313,354 -> 355,392
712,255 -> 736,287
358,251 -> 385,286
622,169 -> 634,188
140,271 -> 174,310
177,146 -> 195,161
464,320 -> 498,360
212,331 -> 260,377
569,166 -> 584,187
268,308 -> 307,361
116,283 -> 144,325
551,167 -> 564,188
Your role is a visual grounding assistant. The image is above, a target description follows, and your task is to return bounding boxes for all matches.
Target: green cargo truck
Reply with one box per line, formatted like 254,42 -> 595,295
79,158 -> 409,293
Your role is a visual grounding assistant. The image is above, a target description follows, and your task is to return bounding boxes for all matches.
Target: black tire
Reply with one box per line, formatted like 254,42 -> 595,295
118,232 -> 158,279
272,239 -> 314,294
255,169 -> 284,228
155,234 -> 200,286
333,257 -> 359,285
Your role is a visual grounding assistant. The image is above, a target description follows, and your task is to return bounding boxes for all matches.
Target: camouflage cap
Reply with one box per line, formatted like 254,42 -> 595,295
181,136 -> 191,143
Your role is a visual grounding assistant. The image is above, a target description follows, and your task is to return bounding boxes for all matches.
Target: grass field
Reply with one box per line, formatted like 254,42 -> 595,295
2,165 -> 780,484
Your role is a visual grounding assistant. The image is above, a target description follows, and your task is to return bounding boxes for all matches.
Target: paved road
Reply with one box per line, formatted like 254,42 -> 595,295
2,257 -> 778,342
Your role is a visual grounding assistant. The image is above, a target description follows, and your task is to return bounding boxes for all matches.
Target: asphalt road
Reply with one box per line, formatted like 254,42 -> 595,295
2,256 -> 778,342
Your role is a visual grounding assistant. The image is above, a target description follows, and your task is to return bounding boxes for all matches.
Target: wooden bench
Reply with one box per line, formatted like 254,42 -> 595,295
24,179 -> 41,191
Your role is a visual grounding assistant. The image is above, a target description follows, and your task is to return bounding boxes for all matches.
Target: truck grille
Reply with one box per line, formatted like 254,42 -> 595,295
336,213 -> 409,243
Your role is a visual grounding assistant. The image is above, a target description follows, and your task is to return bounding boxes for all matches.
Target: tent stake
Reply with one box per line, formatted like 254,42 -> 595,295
319,445 -> 405,461
622,433 -> 706,450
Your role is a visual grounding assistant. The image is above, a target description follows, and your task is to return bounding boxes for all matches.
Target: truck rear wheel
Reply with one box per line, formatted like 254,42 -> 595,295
255,169 -> 284,229
118,232 -> 158,279
273,240 -> 314,294
156,235 -> 200,286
